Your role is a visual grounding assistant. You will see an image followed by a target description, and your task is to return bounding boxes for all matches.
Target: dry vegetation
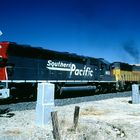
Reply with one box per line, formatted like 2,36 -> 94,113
80,106 -> 110,116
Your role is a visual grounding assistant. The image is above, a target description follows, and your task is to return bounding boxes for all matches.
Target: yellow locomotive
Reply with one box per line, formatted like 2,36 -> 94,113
112,62 -> 140,91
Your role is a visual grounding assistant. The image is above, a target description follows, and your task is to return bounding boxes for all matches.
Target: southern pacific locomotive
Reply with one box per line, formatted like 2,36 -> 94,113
0,42 -> 140,99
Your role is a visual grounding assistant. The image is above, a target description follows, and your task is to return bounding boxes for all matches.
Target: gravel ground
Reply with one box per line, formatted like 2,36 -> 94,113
1,91 -> 140,140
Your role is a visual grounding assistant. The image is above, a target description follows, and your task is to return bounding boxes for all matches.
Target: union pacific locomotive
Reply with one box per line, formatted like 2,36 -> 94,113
0,42 -> 140,99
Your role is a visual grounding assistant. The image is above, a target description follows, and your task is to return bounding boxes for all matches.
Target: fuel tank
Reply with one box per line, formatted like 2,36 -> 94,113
58,85 -> 96,98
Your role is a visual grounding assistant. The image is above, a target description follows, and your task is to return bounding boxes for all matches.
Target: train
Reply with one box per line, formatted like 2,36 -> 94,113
0,41 -> 140,99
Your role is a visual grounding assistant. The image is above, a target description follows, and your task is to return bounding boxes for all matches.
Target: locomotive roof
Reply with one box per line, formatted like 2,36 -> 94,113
99,58 -> 110,65
6,42 -> 99,64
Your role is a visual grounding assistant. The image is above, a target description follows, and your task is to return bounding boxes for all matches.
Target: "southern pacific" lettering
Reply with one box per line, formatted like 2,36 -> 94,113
46,60 -> 93,77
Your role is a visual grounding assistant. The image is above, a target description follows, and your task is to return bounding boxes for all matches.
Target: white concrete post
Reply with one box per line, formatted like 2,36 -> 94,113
35,82 -> 55,126
132,84 -> 140,104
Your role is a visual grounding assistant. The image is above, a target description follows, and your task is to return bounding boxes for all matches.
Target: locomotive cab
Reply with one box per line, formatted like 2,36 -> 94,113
98,58 -> 115,81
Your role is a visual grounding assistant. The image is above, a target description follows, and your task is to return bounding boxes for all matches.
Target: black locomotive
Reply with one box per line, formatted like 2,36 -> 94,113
1,42 -> 139,99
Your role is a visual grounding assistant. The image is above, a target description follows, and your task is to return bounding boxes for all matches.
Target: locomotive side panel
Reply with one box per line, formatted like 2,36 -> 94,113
4,42 -> 102,81
7,56 -> 39,80
7,56 -> 98,81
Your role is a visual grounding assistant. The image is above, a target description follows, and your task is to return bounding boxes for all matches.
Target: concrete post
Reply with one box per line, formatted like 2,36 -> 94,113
35,82 -> 55,126
132,84 -> 140,104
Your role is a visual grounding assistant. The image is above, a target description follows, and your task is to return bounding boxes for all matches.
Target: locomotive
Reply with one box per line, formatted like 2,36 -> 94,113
112,62 -> 140,91
0,41 -> 140,99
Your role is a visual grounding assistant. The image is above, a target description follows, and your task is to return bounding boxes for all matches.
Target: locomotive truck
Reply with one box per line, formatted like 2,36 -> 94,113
0,42 -> 140,99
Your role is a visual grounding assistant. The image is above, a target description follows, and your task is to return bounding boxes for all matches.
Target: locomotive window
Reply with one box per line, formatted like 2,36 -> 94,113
100,63 -> 106,71
101,64 -> 104,69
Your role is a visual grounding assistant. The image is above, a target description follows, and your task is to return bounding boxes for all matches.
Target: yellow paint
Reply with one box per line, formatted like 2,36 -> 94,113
112,68 -> 140,82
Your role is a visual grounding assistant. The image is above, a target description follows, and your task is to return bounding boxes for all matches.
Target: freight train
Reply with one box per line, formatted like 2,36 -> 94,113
0,42 -> 140,99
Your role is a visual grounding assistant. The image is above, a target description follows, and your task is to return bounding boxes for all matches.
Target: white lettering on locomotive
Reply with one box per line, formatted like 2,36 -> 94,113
70,64 -> 93,77
46,60 -> 93,77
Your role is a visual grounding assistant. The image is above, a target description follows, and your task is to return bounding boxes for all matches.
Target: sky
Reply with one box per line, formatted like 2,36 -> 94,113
0,0 -> 140,64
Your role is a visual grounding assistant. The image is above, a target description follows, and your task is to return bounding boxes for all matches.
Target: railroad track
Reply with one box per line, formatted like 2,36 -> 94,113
0,91 -> 131,106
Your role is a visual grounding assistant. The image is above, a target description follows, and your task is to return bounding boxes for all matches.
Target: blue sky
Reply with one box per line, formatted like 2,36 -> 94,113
0,0 -> 140,64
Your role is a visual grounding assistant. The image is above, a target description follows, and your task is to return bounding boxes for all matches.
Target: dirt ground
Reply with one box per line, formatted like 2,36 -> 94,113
1,91 -> 140,140
56,92 -> 140,140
